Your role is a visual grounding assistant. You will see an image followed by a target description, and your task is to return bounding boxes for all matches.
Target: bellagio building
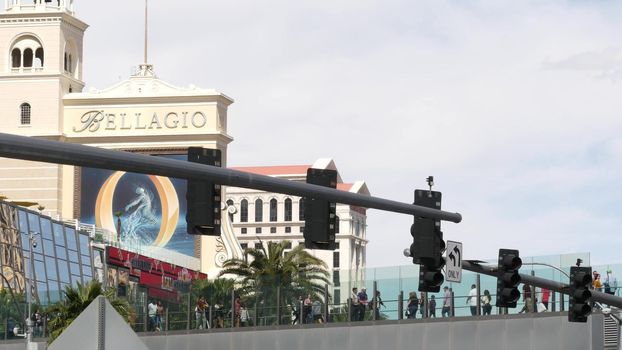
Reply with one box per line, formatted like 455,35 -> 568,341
0,0 -> 370,301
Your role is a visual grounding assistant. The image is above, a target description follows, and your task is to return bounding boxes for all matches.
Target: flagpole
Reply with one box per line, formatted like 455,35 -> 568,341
144,0 -> 148,65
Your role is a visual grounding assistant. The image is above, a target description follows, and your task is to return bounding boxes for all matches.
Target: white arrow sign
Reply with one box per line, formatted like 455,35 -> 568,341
446,240 -> 462,283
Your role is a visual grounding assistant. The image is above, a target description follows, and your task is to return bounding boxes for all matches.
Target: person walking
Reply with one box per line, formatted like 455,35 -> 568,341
240,303 -> 250,327
442,286 -> 452,317
406,292 -> 418,319
429,295 -> 437,318
371,290 -> 385,320
519,284 -> 534,314
234,296 -> 242,327
358,287 -> 369,321
481,290 -> 492,316
155,301 -> 164,331
419,292 -> 426,317
312,299 -> 323,323
195,296 -> 207,329
605,269 -> 618,295
148,300 -> 158,331
466,284 -> 478,316
303,294 -> 313,324
292,296 -> 302,325
540,288 -> 550,310
350,288 -> 360,321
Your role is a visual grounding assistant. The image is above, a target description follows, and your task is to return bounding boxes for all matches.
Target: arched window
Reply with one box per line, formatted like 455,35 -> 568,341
20,103 -> 31,125
240,199 -> 248,223
255,199 -> 263,222
298,198 -> 305,221
11,48 -> 21,68
23,48 -> 33,67
269,199 -> 277,222
284,198 -> 292,221
34,47 -> 44,68
10,35 -> 44,71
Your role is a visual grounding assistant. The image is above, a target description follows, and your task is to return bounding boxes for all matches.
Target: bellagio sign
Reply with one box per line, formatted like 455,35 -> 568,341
72,110 -> 210,133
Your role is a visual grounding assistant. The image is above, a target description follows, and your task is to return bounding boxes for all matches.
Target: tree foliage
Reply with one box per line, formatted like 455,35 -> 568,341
46,280 -> 133,344
218,240 -> 330,323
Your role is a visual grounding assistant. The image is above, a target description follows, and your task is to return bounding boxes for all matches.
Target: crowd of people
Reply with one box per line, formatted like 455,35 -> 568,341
349,287 -> 385,321
170,269 -> 621,331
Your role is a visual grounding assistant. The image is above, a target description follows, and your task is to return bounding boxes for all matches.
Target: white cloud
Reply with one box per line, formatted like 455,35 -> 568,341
77,0 -> 622,267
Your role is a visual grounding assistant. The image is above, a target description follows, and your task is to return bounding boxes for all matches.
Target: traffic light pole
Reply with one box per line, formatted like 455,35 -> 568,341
462,260 -> 622,309
0,132 -> 462,223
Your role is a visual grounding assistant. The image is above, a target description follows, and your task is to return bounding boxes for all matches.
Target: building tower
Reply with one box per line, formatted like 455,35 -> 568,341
0,0 -> 88,213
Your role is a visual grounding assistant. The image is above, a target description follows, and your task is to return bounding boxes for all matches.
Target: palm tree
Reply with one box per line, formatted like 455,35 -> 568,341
46,280 -> 133,343
219,240 -> 330,324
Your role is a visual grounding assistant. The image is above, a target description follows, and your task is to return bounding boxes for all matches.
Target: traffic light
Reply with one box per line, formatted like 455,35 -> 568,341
303,168 -> 337,250
410,189 -> 445,292
496,248 -> 522,308
186,147 -> 222,236
569,266 -> 592,323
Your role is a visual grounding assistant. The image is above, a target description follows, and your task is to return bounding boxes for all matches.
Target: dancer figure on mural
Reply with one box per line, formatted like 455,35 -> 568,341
124,187 -> 158,224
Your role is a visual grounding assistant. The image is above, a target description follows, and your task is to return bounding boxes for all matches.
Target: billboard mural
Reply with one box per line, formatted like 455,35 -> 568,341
80,154 -> 195,257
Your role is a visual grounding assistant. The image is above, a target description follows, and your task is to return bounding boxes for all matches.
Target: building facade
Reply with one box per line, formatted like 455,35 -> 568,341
227,158 -> 369,303
0,1 -> 235,274
0,200 -> 96,305
0,2 -> 371,294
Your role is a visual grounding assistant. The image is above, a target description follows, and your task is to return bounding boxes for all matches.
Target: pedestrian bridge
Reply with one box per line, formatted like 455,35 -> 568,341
0,297 -> 611,350
139,311 -> 605,350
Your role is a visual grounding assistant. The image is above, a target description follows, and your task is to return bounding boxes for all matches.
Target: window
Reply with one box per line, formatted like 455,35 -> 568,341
334,242 -> 340,250
270,227 -> 276,234
240,243 -> 248,250
335,216 -> 340,233
299,226 -> 304,233
241,227 -> 247,234
333,272 -> 340,286
23,48 -> 33,67
255,227 -> 262,234
20,103 -> 31,125
10,35 -> 44,71
285,227 -> 291,233
255,199 -> 263,222
284,198 -> 292,221
240,199 -> 248,222
269,199 -> 277,222
11,48 -> 21,68
34,47 -> 44,68
298,198 -> 305,221
254,242 -> 262,250
333,251 -> 340,268
334,290 -> 341,304
284,242 -> 292,249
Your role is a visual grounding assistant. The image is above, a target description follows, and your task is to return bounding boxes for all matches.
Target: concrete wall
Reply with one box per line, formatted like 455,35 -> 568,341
139,312 -> 605,350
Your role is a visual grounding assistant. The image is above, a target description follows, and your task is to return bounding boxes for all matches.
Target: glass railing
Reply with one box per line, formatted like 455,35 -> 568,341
6,251 -> 622,338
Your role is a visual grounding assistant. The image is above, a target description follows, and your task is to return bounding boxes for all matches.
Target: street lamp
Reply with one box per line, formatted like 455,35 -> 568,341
25,231 -> 39,346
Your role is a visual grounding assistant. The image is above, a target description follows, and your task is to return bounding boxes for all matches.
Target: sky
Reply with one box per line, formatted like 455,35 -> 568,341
75,0 -> 622,267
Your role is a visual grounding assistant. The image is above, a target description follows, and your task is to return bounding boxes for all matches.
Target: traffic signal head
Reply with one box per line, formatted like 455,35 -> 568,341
411,189 -> 445,292
569,266 -> 592,323
418,264 -> 444,293
410,189 -> 444,267
496,248 -> 522,308
303,168 -> 338,250
186,147 -> 222,236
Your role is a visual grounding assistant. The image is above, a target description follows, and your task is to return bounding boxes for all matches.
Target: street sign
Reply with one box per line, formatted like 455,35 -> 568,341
446,240 -> 462,283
